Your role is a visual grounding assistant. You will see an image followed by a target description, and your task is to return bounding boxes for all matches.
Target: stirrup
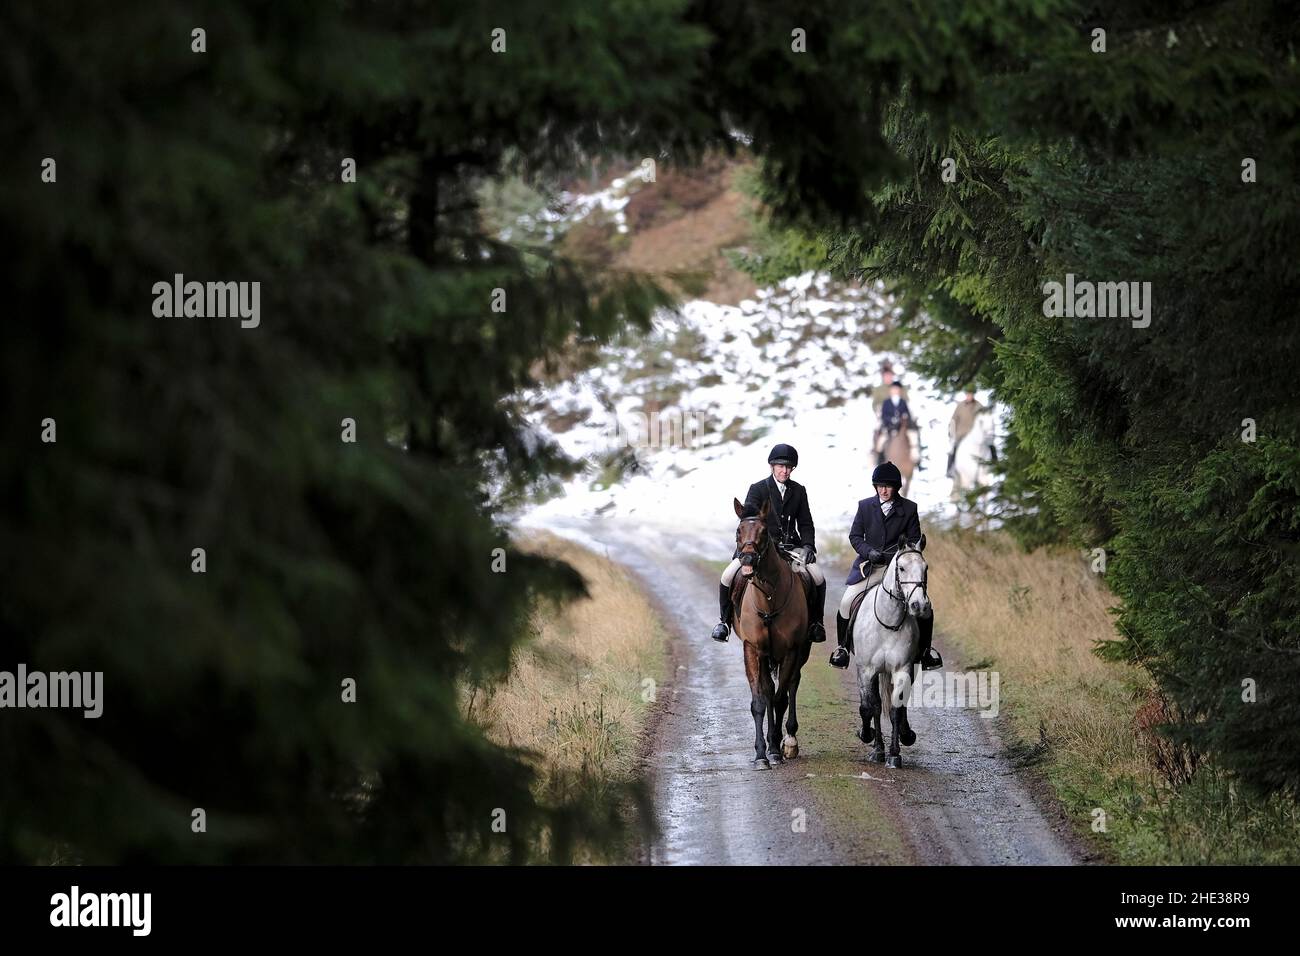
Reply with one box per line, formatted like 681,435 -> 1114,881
711,622 -> 730,642
808,621 -> 826,643
828,646 -> 850,669
920,646 -> 943,670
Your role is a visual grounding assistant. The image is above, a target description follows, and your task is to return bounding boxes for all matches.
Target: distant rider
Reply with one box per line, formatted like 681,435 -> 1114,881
870,363 -> 907,417
875,380 -> 920,467
947,388 -> 987,478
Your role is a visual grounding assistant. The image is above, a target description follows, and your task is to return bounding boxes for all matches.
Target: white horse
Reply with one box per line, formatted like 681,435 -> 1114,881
950,409 -> 996,506
851,540 -> 931,768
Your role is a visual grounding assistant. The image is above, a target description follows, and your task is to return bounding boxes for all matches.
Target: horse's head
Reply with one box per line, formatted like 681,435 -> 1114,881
893,535 -> 930,618
733,496 -> 771,578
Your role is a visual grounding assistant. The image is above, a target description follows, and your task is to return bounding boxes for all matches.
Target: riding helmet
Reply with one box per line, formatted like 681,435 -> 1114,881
767,443 -> 799,467
871,461 -> 902,488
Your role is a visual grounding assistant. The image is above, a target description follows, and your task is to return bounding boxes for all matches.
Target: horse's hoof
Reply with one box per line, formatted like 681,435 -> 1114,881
869,750 -> 885,763
767,751 -> 784,764
899,728 -> 917,747
753,758 -> 771,771
781,737 -> 799,760
886,754 -> 903,769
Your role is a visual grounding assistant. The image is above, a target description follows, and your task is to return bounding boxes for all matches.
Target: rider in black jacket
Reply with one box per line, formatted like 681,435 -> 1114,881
711,444 -> 828,643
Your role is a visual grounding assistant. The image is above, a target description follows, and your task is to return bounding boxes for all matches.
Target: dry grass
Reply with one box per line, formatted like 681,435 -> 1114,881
465,532 -> 667,802
615,162 -> 758,304
929,523 -> 1300,863
927,525 -> 1152,786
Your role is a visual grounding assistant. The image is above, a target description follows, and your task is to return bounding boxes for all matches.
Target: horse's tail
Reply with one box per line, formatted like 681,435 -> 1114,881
877,671 -> 892,712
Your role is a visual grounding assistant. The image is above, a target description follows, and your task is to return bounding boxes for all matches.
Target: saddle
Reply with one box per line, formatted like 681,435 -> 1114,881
844,587 -> 872,654
783,547 -> 815,594
844,559 -> 891,653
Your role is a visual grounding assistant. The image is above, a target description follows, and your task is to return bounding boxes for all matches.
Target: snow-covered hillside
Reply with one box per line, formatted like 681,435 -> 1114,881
518,271 -> 998,558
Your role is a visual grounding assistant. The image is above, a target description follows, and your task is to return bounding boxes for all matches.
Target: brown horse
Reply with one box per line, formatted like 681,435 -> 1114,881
730,496 -> 812,770
884,415 -> 917,496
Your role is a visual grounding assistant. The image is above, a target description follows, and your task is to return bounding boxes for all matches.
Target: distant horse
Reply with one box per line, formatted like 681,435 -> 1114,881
950,409 -> 996,509
883,414 -> 918,496
851,538 -> 931,768
730,496 -> 812,770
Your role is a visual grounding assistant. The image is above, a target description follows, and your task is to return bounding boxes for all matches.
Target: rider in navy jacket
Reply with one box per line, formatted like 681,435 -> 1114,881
844,493 -> 921,586
878,382 -> 913,433
829,461 -> 941,675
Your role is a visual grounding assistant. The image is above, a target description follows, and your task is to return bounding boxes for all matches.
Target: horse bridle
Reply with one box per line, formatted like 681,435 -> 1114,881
736,517 -> 794,623
736,516 -> 771,567
873,545 -> 928,631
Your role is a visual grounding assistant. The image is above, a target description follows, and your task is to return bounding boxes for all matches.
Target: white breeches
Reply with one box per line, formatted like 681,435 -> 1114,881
839,564 -> 887,617
721,553 -> 824,586
794,554 -> 825,585
721,558 -> 742,585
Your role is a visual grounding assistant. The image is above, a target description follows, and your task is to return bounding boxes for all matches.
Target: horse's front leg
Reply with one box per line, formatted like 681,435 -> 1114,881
885,672 -> 904,769
886,705 -> 903,768
896,661 -> 917,746
855,666 -> 872,745
744,642 -> 770,770
872,678 -> 887,762
862,670 -> 886,762
782,656 -> 804,759
769,668 -> 790,764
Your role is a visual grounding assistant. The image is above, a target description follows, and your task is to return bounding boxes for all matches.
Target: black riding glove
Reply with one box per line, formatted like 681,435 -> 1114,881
865,547 -> 883,564
804,547 -> 816,565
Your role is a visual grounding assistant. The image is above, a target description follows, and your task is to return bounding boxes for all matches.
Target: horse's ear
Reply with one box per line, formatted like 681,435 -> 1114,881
917,533 -> 927,552
733,497 -> 745,519
759,497 -> 771,518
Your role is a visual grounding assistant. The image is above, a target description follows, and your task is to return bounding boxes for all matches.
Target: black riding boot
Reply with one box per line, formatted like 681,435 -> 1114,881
828,613 -> 850,668
711,583 -> 733,642
808,580 -> 827,642
917,613 -> 942,669
946,450 -> 956,478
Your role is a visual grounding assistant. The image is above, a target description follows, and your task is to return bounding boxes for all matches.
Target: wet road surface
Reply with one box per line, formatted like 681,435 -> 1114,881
535,516 -> 1082,866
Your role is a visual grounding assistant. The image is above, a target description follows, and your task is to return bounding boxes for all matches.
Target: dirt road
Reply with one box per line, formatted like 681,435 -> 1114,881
538,516 -> 1084,865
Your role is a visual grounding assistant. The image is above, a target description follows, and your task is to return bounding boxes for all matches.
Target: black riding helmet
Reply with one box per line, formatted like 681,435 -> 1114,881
871,460 -> 902,488
768,443 -> 799,467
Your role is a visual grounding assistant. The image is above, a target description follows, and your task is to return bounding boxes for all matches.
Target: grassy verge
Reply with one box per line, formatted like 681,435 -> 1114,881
464,532 -> 669,862
929,524 -> 1300,864
693,556 -> 909,861
793,640 -> 912,863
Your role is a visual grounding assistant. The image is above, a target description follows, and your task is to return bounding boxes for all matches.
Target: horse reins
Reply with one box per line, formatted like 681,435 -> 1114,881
736,517 -> 796,624
873,546 -> 928,631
